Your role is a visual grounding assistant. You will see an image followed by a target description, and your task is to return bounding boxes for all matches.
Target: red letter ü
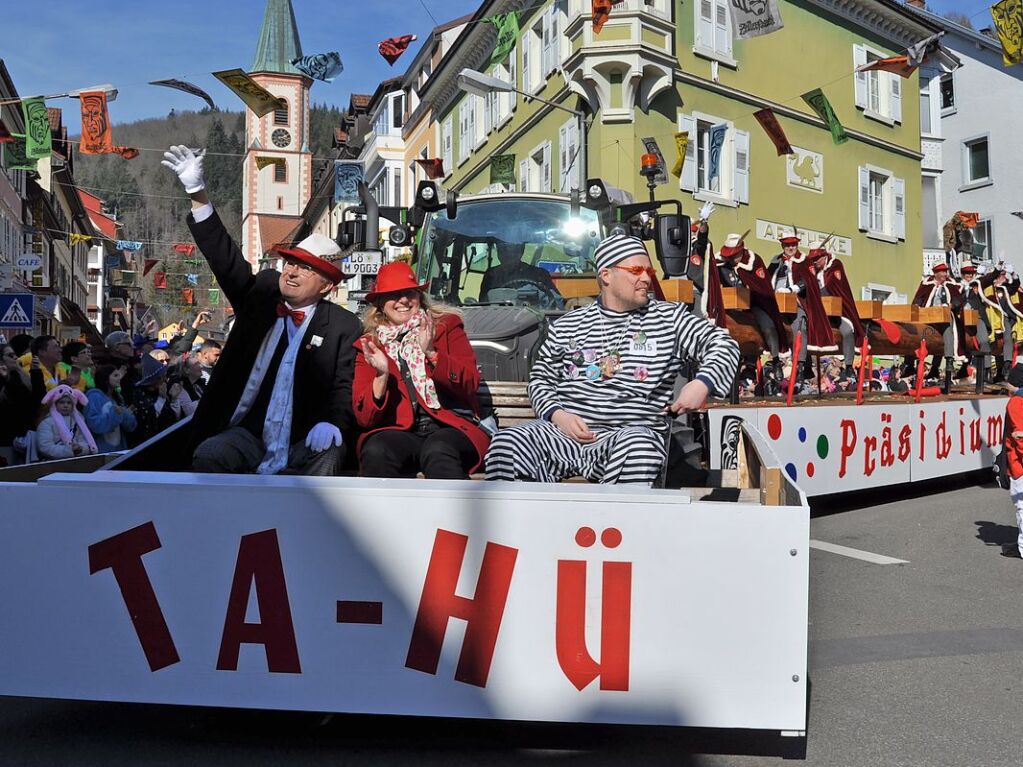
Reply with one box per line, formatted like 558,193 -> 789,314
405,529 -> 518,688
556,527 -> 631,691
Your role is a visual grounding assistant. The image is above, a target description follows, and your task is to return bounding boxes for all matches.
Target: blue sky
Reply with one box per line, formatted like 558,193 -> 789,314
0,0 -> 1003,133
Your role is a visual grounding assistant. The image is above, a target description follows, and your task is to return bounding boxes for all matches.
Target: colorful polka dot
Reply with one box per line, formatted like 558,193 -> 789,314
601,528 -> 622,549
785,462 -> 798,481
816,435 -> 829,459
798,427 -> 807,443
768,414 -> 782,440
575,527 -> 596,547
806,462 -> 815,478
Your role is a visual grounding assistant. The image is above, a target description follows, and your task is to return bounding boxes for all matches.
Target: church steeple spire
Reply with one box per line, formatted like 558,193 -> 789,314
252,0 -> 303,75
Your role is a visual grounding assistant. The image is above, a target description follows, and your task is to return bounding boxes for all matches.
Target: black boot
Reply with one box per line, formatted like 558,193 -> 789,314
992,357 -> 1006,384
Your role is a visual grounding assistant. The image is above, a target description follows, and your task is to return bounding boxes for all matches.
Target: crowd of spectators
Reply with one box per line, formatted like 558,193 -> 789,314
0,311 -> 221,467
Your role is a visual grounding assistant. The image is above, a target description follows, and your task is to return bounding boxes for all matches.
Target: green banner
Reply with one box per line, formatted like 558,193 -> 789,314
801,88 -> 848,145
21,96 -> 51,160
3,138 -> 37,172
490,153 -> 516,186
486,12 -> 520,67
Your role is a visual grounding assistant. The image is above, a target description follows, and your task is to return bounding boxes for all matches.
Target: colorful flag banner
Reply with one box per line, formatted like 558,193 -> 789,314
79,91 -> 114,155
69,233 -> 93,247
153,272 -> 168,289
991,0 -> 1023,66
415,158 -> 445,180
592,0 -> 622,34
148,78 -> 217,110
142,259 -> 159,276
707,123 -> 728,181
208,288 -> 220,306
0,119 -> 13,143
255,156 -> 286,171
955,211 -> 980,228
186,273 -> 199,286
3,140 -> 37,172
671,131 -> 689,178
105,255 -> 121,269
753,108 -> 793,156
728,0 -> 784,40
801,88 -> 848,145
21,96 -> 52,160
290,52 -> 344,82
172,243 -> 196,256
117,240 -> 143,251
485,12 -> 520,67
116,147 -> 140,159
854,54 -> 917,79
334,161 -> 364,203
181,288 -> 194,306
490,154 -> 516,186
641,137 -> 668,185
213,69 -> 285,118
378,35 -> 416,65
906,31 -> 945,67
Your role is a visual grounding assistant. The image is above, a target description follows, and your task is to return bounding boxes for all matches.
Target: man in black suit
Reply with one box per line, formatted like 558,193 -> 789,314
162,145 -> 361,475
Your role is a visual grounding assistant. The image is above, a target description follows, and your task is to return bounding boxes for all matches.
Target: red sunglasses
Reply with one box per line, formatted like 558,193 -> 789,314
611,264 -> 657,278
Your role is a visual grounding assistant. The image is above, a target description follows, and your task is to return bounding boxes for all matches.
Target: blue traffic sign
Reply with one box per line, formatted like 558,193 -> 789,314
0,293 -> 34,328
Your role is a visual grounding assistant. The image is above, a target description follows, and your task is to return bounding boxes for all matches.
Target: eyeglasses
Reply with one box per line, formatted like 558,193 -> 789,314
282,258 -> 318,274
610,265 -> 657,278
382,289 -> 421,302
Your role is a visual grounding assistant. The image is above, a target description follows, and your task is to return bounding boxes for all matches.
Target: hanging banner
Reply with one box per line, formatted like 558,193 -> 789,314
148,79 -> 217,110
79,91 -> 114,155
490,154 -> 516,186
485,12 -> 520,67
592,0 -> 625,34
213,69 -> 284,118
378,35 -> 416,66
991,0 -> 1023,66
671,131 -> 688,178
142,259 -> 159,277
21,97 -> 52,160
117,240 -> 144,252
707,123 -> 728,182
801,89 -> 848,145
753,108 -> 793,156
153,272 -> 168,289
69,233 -> 93,247
854,55 -> 918,79
415,158 -> 445,180
181,288 -> 194,306
172,243 -> 196,256
907,31 -> 945,67
255,156 -> 286,171
641,137 -> 668,185
186,274 -> 199,286
291,52 -> 344,82
208,288 -> 220,306
334,161 -> 364,204
728,0 -> 784,39
3,140 -> 37,172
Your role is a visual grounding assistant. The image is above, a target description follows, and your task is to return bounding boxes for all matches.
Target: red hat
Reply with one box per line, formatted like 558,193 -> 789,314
932,263 -> 949,274
961,261 -> 977,273
276,233 -> 348,284
366,261 -> 429,303
779,235 -> 800,245
719,232 -> 747,258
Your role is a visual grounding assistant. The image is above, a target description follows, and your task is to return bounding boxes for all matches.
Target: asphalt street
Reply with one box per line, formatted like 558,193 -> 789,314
1,473 -> 1020,766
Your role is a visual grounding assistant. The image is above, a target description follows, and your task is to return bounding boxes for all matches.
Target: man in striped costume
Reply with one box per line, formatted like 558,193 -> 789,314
485,235 -> 740,485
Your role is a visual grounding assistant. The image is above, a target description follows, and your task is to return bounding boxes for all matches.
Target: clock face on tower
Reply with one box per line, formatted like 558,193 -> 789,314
271,128 -> 291,148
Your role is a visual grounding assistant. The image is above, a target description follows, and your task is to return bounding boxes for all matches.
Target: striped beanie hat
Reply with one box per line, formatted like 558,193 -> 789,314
593,234 -> 649,271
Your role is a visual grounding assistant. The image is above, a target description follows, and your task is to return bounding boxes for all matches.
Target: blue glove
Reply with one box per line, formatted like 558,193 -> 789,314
305,422 -> 342,453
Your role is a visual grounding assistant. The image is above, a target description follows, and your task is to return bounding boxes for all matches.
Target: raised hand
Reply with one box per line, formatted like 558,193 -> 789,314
417,310 -> 435,354
160,145 -> 206,193
362,338 -> 390,376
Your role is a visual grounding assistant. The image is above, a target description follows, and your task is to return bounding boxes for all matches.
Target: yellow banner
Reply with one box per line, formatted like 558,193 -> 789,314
213,69 -> 284,117
255,156 -> 285,171
992,0 -> 1023,66
671,131 -> 688,178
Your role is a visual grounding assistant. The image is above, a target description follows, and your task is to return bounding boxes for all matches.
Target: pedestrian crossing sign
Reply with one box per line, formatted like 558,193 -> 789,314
0,293 -> 34,328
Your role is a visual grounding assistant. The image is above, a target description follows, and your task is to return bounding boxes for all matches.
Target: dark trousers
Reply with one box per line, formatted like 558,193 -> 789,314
361,424 -> 476,479
192,425 -> 343,476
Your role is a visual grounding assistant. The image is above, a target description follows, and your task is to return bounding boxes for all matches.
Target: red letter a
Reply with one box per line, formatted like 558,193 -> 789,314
216,529 -> 300,674
405,529 -> 517,687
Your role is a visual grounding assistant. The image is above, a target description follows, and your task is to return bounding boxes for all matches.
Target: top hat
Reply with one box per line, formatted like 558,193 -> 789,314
276,233 -> 349,284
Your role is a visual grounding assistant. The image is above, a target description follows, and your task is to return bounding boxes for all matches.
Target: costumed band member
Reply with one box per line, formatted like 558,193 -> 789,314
811,241 -> 866,382
987,263 -> 1021,382
959,261 -> 999,379
352,262 -> 490,479
485,234 -> 739,486
912,263 -> 964,380
685,201 -> 715,318
709,232 -> 789,377
162,145 -> 362,476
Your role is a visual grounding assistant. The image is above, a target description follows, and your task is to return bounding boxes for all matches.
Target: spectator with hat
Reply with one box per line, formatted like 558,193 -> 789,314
36,384 -> 98,461
163,144 -> 361,475
353,261 -> 490,479
102,330 -> 139,406
913,263 -> 965,380
129,354 -> 182,447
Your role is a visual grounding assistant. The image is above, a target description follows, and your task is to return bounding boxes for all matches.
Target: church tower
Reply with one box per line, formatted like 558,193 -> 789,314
241,0 -> 313,269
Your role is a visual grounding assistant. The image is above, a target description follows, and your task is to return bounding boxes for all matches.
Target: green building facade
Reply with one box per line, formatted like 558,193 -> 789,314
435,0 -> 942,301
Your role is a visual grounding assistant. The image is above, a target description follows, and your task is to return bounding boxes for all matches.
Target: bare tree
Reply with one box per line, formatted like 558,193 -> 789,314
943,11 -> 975,30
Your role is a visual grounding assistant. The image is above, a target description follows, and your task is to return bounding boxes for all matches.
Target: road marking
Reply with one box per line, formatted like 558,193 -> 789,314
810,539 -> 909,565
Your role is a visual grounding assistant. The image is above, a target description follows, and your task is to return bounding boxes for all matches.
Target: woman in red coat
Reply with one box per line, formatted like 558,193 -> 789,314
353,261 -> 490,479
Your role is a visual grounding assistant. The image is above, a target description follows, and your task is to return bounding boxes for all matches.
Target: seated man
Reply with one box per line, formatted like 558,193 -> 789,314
912,262 -> 964,380
162,145 -> 362,475
479,240 -> 562,306
485,234 -> 739,486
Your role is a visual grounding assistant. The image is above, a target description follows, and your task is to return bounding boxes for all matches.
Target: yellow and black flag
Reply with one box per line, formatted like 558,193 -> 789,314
992,0 -> 1023,66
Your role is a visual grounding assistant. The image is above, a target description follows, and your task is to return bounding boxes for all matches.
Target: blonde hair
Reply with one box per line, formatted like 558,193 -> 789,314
361,290 -> 462,336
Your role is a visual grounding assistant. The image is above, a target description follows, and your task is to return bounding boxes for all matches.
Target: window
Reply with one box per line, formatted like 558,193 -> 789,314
857,165 -> 905,240
442,115 -> 453,173
558,117 -> 580,192
940,73 -> 955,112
853,45 -> 902,123
518,141 -> 551,193
392,168 -> 402,208
274,101 -> 289,126
677,113 -> 749,204
274,161 -> 287,183
392,94 -> 404,130
974,220 -> 993,260
963,136 -> 990,185
694,0 -> 733,62
920,76 -> 932,135
490,51 -> 516,129
457,100 -> 470,163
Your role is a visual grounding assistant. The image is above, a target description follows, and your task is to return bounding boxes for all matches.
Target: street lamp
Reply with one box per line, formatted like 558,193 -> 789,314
456,68 -> 586,190
49,84 -> 119,102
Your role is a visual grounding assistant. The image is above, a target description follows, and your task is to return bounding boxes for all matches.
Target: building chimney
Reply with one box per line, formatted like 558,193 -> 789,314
906,0 -> 926,8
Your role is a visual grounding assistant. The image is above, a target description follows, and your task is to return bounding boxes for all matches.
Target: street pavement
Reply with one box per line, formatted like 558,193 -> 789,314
1,473 -> 1020,766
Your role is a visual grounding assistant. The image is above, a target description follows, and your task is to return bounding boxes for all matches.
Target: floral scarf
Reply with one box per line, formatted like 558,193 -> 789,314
376,311 -> 441,410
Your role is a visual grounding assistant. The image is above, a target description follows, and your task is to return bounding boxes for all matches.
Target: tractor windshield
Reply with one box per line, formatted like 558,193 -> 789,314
416,196 -> 602,310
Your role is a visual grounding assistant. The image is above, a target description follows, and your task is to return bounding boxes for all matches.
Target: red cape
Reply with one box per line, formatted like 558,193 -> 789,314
913,278 -> 965,357
820,256 -> 865,346
712,249 -> 790,353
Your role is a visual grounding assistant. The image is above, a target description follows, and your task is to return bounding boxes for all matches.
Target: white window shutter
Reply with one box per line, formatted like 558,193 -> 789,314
442,117 -> 452,172
550,6 -> 560,70
853,45 -> 868,109
559,123 -> 569,192
509,51 -> 517,112
679,114 -> 698,192
542,142 -> 552,192
733,129 -> 750,204
889,73 -> 902,123
893,176 -> 906,239
519,158 -> 528,192
857,166 -> 870,231
468,97 -> 478,149
521,30 -> 531,92
714,0 -> 731,56
696,0 -> 714,49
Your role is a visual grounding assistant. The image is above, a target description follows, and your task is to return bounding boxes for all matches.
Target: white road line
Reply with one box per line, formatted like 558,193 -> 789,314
810,539 -> 909,565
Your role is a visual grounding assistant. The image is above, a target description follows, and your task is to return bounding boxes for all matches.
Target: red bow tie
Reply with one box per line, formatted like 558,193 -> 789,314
276,302 -> 306,326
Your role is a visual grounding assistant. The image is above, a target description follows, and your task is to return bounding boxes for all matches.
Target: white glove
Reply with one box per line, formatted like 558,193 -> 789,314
1005,263 -> 1015,275
699,201 -> 715,221
776,286 -> 792,293
161,145 -> 206,193
305,422 -> 342,453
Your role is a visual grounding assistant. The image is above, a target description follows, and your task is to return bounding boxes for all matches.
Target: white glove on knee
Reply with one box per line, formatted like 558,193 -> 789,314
305,422 -> 342,453
161,145 -> 206,193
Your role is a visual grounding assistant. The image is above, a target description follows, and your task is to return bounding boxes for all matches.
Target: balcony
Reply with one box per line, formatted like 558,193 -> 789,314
921,137 -> 943,173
